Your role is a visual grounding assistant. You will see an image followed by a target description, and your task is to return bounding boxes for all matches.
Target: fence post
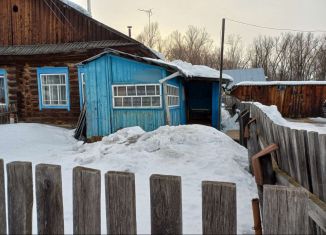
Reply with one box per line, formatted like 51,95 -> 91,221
202,181 -> 237,235
150,174 -> 182,235
0,160 -> 6,234
7,161 -> 33,234
263,185 -> 309,234
73,166 -> 101,234
36,164 -> 64,234
105,171 -> 137,234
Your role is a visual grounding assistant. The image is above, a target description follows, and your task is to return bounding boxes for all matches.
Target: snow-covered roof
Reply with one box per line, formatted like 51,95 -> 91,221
234,80 -> 326,86
224,68 -> 266,88
143,58 -> 233,81
79,49 -> 233,82
60,0 -> 91,17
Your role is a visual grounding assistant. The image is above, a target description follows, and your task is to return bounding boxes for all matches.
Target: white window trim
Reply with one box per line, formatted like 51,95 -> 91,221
81,73 -> 86,104
167,84 -> 180,108
112,84 -> 162,109
40,73 -> 68,107
0,75 -> 6,106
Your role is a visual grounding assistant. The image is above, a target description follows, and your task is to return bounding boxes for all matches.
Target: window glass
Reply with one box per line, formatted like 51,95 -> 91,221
113,84 -> 161,108
41,74 -> 67,106
167,84 -> 180,107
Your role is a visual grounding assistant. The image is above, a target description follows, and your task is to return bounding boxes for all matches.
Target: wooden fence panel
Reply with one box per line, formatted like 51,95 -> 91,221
319,135 -> 326,202
36,164 -> 64,234
290,129 -> 311,190
0,160 -> 6,234
307,131 -> 323,200
248,121 -> 261,174
7,161 -> 33,235
73,167 -> 101,235
284,127 -> 296,178
105,171 -> 137,235
150,174 -> 182,235
202,181 -> 237,235
263,185 -> 309,234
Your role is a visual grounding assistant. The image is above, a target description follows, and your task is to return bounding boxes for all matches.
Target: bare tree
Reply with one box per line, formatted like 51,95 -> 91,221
136,22 -> 163,50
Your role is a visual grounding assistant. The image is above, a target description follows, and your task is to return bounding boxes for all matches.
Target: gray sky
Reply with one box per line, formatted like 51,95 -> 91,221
72,0 -> 326,46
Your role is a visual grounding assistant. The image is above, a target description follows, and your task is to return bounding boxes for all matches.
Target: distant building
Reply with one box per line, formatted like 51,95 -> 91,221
0,0 -> 157,126
78,50 -> 232,138
224,68 -> 266,89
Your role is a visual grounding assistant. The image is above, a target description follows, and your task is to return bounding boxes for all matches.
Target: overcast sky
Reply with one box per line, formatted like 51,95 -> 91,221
72,0 -> 326,46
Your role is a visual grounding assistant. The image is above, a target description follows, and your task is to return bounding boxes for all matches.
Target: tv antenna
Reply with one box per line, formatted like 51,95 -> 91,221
138,8 -> 153,34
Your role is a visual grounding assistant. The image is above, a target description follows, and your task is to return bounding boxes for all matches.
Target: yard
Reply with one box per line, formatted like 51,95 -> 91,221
0,123 -> 257,234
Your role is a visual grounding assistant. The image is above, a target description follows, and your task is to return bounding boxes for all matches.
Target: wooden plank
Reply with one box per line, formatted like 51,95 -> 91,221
0,160 -> 6,234
202,181 -> 237,235
319,135 -> 326,202
7,161 -> 33,235
274,165 -> 326,233
263,185 -> 309,234
307,131 -> 323,199
150,174 -> 182,235
73,166 -> 101,234
105,171 -> 136,235
36,164 -> 64,234
247,121 -> 261,174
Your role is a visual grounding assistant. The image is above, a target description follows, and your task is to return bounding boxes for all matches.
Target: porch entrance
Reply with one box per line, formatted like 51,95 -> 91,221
185,81 -> 212,125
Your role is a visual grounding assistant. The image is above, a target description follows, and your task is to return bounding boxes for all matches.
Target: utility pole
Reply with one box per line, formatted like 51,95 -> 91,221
218,18 -> 225,131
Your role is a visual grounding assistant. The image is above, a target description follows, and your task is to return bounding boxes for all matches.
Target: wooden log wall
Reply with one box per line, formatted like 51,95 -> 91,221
0,160 -> 240,234
231,85 -> 326,118
249,104 -> 326,203
0,0 -> 130,46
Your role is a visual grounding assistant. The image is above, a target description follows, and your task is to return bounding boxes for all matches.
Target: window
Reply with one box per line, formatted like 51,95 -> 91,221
112,84 -> 161,108
167,84 -> 179,107
0,74 -> 7,107
81,73 -> 86,104
37,67 -> 70,110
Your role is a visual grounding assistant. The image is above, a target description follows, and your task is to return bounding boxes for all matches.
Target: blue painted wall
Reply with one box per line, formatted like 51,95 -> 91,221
84,54 -> 185,138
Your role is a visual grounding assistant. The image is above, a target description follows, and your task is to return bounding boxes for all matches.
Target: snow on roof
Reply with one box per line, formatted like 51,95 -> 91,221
146,47 -> 166,60
144,58 -> 233,81
60,0 -> 91,17
252,102 -> 326,134
234,80 -> 326,87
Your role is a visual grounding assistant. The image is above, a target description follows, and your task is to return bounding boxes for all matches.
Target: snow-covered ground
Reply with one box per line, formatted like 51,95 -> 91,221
0,123 -> 257,234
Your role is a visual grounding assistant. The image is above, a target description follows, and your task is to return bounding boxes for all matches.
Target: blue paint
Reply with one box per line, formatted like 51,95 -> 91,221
0,69 -> 9,110
37,67 -> 70,111
212,82 -> 219,129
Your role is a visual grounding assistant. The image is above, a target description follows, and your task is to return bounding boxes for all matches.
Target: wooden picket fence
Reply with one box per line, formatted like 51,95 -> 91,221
0,159 -> 316,234
249,104 -> 326,202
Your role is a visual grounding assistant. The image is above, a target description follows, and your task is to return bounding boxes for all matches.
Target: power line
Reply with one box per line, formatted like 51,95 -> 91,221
226,17 -> 326,33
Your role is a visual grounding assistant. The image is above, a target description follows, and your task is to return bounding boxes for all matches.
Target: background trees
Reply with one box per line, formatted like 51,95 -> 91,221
136,23 -> 326,81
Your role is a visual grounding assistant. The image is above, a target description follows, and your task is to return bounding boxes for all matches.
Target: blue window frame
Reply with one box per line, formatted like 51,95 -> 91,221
37,67 -> 70,111
78,66 -> 86,110
0,69 -> 9,109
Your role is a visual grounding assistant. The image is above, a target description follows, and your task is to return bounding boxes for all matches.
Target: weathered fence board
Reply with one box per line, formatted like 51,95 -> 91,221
73,167 -> 101,235
202,181 -> 237,235
106,171 -> 137,235
150,174 -> 182,235
0,160 -> 6,234
7,161 -> 33,235
319,135 -> 326,202
247,120 -> 261,174
263,185 -> 309,234
36,164 -> 64,234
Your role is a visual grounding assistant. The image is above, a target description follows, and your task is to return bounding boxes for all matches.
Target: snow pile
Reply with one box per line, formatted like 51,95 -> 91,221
253,102 -> 326,134
0,124 -> 257,234
60,0 -> 91,17
221,108 -> 239,131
